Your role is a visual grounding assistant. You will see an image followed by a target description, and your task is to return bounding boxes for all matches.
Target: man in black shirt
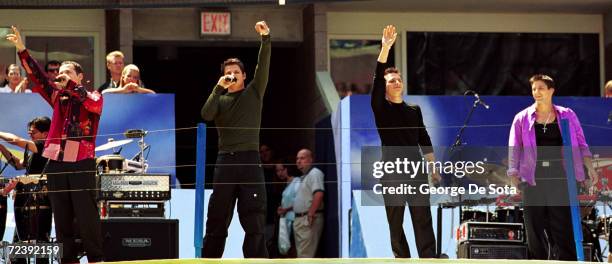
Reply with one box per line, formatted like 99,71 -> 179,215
0,116 -> 52,248
201,21 -> 271,258
371,25 -> 440,258
0,117 -> 50,175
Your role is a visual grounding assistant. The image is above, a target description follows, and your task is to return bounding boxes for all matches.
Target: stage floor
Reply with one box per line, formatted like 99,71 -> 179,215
108,259 -> 578,264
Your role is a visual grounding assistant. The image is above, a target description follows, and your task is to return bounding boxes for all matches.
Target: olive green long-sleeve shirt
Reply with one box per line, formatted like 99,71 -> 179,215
201,35 -> 271,152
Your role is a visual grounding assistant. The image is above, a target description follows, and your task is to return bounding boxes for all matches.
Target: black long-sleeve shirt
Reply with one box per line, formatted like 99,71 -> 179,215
371,62 -> 433,155
201,35 -> 271,152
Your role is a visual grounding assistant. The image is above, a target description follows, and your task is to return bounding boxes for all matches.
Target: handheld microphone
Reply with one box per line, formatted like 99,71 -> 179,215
224,75 -> 237,83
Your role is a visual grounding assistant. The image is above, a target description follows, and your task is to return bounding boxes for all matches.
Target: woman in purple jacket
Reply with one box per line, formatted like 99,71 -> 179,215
507,74 -> 598,260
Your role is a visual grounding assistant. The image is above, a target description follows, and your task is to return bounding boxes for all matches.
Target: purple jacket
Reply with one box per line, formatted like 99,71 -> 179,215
507,104 -> 592,186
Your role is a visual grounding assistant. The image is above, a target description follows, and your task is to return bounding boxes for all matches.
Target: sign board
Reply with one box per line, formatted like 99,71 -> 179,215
200,11 -> 231,36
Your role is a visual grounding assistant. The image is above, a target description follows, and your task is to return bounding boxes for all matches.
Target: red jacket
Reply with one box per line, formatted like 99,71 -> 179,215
19,49 -> 103,162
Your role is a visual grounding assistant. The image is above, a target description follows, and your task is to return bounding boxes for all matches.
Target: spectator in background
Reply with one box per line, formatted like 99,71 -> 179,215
0,64 -> 30,93
99,50 -> 124,92
45,60 -> 61,81
101,64 -> 155,94
605,80 -> 612,98
276,158 -> 300,257
293,148 -> 324,258
259,144 -> 282,257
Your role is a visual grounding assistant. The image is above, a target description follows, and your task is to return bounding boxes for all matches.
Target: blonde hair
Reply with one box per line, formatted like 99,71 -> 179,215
119,64 -> 141,87
605,80 -> 612,97
105,51 -> 124,63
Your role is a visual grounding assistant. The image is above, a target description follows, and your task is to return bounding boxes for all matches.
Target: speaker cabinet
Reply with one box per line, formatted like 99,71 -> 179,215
458,242 -> 527,259
101,218 -> 178,261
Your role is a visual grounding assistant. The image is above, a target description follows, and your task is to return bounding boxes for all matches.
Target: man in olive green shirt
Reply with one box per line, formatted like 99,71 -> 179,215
201,21 -> 271,258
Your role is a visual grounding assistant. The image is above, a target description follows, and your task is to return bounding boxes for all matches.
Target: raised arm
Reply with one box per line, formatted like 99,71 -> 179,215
251,21 -> 271,99
7,26 -> 56,105
371,25 -> 397,111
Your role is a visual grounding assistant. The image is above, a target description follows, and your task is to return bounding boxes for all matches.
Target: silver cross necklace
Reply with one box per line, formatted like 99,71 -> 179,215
542,111 -> 552,133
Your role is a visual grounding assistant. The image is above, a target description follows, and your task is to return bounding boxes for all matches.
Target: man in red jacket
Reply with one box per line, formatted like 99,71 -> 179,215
7,26 -> 104,263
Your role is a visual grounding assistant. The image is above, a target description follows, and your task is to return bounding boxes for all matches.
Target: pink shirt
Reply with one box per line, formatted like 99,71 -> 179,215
507,104 -> 592,186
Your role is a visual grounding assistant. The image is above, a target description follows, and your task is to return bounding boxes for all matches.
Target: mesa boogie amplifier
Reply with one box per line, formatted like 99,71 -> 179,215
103,201 -> 165,218
457,242 -> 527,259
457,222 -> 524,243
99,173 -> 171,200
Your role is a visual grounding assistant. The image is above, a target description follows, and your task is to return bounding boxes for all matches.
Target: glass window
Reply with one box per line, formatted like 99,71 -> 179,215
0,27 -> 16,84
330,39 -> 395,98
25,36 -> 95,91
406,32 -> 600,96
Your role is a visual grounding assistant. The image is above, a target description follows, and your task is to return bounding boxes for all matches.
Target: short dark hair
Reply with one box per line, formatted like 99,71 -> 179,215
529,74 -> 555,89
27,116 -> 51,133
61,61 -> 83,75
276,157 -> 299,177
45,60 -> 61,72
384,67 -> 400,75
221,58 -> 245,74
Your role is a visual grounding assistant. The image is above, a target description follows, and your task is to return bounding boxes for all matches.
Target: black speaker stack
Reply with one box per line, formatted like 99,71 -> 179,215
456,221 -> 527,259
97,173 -> 177,261
101,218 -> 179,261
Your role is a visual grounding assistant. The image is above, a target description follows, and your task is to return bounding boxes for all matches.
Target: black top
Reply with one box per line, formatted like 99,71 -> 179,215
25,141 -> 48,175
371,62 -> 433,154
535,121 -> 563,161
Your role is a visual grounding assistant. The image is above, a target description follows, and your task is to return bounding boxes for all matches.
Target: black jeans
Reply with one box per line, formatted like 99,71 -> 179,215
0,196 -> 6,240
381,175 -> 436,258
203,151 -> 268,258
47,159 -> 104,263
522,161 -> 576,260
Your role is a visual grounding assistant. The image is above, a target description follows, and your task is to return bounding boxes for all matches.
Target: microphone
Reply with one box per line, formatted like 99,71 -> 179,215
224,75 -> 237,83
465,90 -> 490,109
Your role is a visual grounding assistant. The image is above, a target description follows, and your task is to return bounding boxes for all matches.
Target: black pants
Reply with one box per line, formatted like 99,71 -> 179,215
46,159 -> 103,263
203,151 -> 268,258
13,181 -> 52,242
381,177 -> 436,258
522,162 -> 577,260
0,196 -> 6,240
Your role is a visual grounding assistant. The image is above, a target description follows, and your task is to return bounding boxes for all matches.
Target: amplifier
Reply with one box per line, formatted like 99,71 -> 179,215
104,201 -> 165,218
458,242 -> 527,259
99,173 -> 170,200
101,218 -> 178,261
457,222 -> 524,243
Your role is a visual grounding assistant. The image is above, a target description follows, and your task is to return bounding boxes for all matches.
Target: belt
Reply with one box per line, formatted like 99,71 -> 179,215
295,210 -> 323,217
16,205 -> 50,211
538,160 -> 562,167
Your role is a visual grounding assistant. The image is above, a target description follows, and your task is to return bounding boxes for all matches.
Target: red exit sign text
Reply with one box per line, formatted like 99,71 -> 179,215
201,11 -> 231,35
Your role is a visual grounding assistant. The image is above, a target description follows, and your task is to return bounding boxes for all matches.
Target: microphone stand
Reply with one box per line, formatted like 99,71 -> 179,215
438,91 -> 485,258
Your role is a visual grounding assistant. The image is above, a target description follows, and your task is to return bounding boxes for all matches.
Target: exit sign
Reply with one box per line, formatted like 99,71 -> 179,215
200,11 -> 231,36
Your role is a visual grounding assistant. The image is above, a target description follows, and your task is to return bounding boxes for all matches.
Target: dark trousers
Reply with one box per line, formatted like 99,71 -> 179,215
203,151 -> 268,258
381,177 -> 436,258
522,162 -> 577,261
0,196 -> 6,240
46,159 -> 103,263
13,181 -> 52,242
